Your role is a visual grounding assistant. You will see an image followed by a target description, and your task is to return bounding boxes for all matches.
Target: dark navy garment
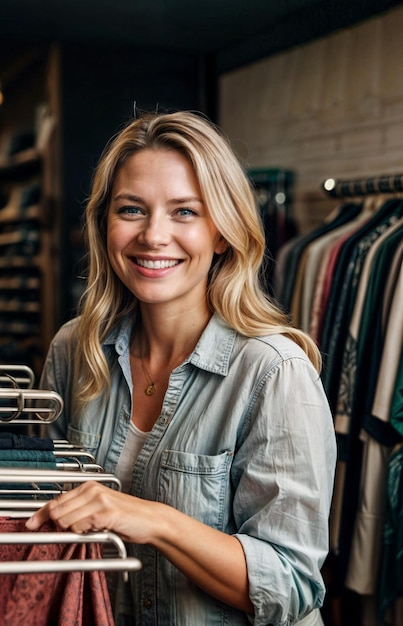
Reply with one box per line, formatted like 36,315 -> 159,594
0,432 -> 54,450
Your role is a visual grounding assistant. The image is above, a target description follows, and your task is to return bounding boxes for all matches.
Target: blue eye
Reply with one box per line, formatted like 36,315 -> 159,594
119,205 -> 143,215
177,207 -> 196,216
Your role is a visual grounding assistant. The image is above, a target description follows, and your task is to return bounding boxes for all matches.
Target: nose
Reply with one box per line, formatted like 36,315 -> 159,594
138,212 -> 171,248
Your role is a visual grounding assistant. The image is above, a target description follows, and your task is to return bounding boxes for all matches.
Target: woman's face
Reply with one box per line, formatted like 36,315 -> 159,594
107,148 -> 223,312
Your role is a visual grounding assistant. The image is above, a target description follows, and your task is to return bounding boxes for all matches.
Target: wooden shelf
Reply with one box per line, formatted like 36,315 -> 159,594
0,204 -> 42,224
0,44 -> 61,378
0,149 -> 41,180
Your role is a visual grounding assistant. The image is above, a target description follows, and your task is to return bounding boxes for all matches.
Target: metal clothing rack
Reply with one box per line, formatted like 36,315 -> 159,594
0,388 -> 63,424
0,362 -> 63,424
0,363 -> 143,577
322,173 -> 403,198
0,364 -> 35,389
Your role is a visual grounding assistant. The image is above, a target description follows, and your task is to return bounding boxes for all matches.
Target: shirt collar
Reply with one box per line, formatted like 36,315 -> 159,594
103,316 -> 133,356
103,312 -> 236,376
190,313 -> 236,376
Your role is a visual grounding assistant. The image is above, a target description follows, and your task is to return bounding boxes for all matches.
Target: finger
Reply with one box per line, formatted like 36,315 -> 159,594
25,502 -> 52,530
47,483 -> 116,532
25,483 -> 97,531
47,494 -> 97,531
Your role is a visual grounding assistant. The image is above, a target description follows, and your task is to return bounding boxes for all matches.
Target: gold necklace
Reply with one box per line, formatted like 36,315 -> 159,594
139,351 -> 176,397
133,332 -> 196,397
140,357 -> 158,396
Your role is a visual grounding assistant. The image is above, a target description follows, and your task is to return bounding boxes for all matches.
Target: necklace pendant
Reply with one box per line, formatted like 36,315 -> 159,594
145,382 -> 156,396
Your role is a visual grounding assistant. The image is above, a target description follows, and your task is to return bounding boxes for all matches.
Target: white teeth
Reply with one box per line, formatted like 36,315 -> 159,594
137,259 -> 179,269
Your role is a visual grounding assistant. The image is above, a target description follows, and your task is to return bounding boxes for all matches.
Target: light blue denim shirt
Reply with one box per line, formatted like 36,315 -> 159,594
40,313 -> 336,626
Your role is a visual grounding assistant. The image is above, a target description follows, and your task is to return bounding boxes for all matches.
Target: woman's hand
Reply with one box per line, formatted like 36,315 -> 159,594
25,481 -> 160,544
25,482 -> 253,613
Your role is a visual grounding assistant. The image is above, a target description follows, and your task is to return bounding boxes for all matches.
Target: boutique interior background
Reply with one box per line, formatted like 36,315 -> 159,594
0,0 -> 402,376
1,0 -> 400,72
1,5 -> 403,625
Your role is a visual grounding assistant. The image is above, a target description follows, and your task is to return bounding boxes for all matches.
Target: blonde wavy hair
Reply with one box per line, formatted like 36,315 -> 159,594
74,110 -> 321,404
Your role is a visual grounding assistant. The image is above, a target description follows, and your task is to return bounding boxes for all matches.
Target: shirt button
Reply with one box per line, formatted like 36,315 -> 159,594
143,599 -> 152,609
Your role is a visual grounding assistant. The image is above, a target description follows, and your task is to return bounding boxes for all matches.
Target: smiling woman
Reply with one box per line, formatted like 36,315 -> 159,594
29,110 -> 336,626
106,148 -> 222,316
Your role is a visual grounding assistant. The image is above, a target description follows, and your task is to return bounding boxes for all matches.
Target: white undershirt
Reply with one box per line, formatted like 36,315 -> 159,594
115,421 -> 150,493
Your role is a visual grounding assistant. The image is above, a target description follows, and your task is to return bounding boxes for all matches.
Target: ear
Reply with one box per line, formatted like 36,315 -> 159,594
214,237 -> 229,255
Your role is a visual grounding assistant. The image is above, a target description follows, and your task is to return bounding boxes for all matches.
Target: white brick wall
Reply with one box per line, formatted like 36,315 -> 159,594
219,5 -> 403,233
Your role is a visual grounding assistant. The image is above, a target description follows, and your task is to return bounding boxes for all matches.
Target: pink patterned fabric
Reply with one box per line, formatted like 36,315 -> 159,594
0,517 -> 115,626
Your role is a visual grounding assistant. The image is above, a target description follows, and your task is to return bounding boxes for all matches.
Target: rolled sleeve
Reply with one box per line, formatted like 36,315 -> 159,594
233,356 -> 336,625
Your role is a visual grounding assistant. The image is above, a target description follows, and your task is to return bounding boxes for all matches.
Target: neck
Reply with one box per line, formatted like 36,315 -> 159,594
133,303 -> 212,362
130,307 -> 212,399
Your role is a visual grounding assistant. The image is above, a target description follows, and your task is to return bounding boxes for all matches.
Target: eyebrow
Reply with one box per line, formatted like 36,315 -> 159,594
112,193 -> 203,204
112,193 -> 143,202
169,196 -> 203,204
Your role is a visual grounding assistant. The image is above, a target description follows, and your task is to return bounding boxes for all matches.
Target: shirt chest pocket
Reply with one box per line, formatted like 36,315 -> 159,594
158,450 -> 233,530
66,423 -> 101,457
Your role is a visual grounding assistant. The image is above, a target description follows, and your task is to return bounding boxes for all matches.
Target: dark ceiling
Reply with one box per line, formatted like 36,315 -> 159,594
0,0 -> 401,73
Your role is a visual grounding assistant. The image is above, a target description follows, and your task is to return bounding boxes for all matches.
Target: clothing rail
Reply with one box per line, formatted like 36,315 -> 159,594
0,468 -> 121,510
0,468 -> 121,489
0,388 -> 63,423
0,364 -> 35,389
0,440 -> 97,463
322,173 -> 403,198
53,449 -> 98,463
0,473 -> 121,516
0,463 -> 104,487
0,440 -> 99,473
53,440 -> 97,463
0,464 -> 104,482
0,485 -> 100,501
0,530 -> 142,577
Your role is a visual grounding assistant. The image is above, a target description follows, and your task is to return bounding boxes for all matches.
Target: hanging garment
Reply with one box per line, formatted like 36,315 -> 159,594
299,212 -> 371,333
364,241 -> 403,442
390,353 -> 403,439
0,517 -> 115,626
335,220 -> 403,439
0,450 -> 57,467
344,432 -> 392,595
308,202 -> 380,342
343,246 -> 403,594
377,444 -> 403,623
289,198 -> 382,331
0,433 -> 54,451
321,200 -> 402,410
332,218 -> 403,579
274,202 -> 362,310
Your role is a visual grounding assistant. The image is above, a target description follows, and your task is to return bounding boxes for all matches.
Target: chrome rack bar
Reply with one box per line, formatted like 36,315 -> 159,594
53,449 -> 98,462
322,173 -> 403,198
0,531 -> 142,578
0,559 -> 142,575
0,365 -> 35,388
0,501 -> 63,513
0,389 -> 63,423
0,468 -> 121,489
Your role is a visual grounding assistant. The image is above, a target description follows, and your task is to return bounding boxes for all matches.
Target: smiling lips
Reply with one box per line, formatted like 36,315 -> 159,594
136,258 -> 181,269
